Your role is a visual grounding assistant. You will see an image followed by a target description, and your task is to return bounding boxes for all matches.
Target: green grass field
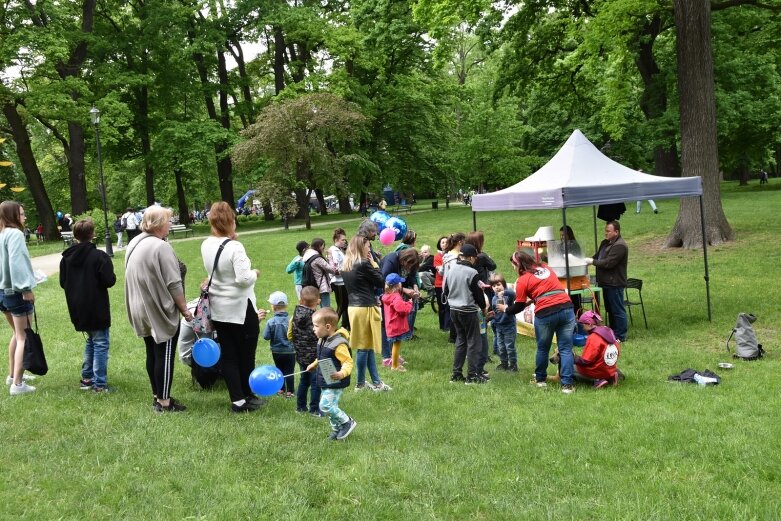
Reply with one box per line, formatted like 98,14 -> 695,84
2,182 -> 779,519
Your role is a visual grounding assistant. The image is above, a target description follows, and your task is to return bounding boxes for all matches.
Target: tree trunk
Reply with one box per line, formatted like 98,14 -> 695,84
174,168 -> 190,225
263,203 -> 274,221
2,101 -> 59,239
315,188 -> 327,216
273,27 -> 286,95
653,145 -> 681,178
217,50 -> 235,206
138,85 -> 156,205
666,0 -> 734,248
66,120 -> 88,214
294,187 -> 309,219
338,194 -> 352,214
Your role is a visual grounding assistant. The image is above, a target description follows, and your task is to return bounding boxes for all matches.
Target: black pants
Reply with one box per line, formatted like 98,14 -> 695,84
333,284 -> 350,330
213,300 -> 259,402
451,309 -> 481,379
436,287 -> 450,331
272,352 -> 296,393
144,328 -> 180,401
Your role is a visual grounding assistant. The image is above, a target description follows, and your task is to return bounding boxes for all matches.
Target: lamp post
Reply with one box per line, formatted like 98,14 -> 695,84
90,106 -> 113,257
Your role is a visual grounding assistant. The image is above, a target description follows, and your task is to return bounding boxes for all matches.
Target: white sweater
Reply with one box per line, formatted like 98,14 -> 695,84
201,236 -> 258,324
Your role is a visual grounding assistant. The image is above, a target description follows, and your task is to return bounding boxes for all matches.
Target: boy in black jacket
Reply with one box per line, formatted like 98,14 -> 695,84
59,219 -> 116,392
288,286 -> 323,416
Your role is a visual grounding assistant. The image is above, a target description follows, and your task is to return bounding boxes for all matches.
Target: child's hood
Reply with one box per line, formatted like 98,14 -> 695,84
381,292 -> 400,305
592,325 -> 617,344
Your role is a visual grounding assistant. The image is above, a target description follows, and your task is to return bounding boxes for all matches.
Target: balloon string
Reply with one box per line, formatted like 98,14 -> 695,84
282,370 -> 307,378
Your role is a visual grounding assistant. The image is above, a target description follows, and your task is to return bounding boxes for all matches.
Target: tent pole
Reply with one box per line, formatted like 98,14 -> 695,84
472,211 -> 477,232
592,206 -> 598,253
699,195 -> 712,321
562,209 -> 571,294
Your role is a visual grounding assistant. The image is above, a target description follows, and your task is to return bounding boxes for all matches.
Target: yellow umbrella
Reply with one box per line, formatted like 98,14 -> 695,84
10,187 -> 25,193
0,183 -> 6,189
0,161 -> 13,167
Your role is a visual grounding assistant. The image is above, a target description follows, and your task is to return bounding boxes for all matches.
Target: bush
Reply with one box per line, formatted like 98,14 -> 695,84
237,214 -> 249,223
72,209 -> 113,243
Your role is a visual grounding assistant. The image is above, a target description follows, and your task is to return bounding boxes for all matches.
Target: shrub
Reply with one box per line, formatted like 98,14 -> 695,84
72,209 -> 113,243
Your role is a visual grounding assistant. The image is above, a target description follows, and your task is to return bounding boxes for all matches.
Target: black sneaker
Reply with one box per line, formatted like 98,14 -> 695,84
465,376 -> 489,385
310,409 -> 326,418
482,371 -> 491,380
296,407 -> 308,414
496,363 -> 509,371
327,429 -> 339,441
507,364 -> 519,372
155,398 -> 187,413
336,417 -> 357,440
449,374 -> 465,383
231,401 -> 259,413
245,395 -> 267,408
79,379 -> 93,390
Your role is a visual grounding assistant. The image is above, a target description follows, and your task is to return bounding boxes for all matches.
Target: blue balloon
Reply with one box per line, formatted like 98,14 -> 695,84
249,365 -> 284,397
384,216 -> 407,241
573,334 -> 587,347
192,338 -> 221,367
56,211 -> 63,219
369,210 -> 391,228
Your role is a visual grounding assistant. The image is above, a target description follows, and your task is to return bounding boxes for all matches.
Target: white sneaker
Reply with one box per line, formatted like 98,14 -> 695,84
6,374 -> 36,385
9,382 -> 36,395
370,382 -> 392,392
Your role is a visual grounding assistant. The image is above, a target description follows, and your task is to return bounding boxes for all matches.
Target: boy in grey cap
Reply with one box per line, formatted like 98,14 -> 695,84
262,291 -> 295,396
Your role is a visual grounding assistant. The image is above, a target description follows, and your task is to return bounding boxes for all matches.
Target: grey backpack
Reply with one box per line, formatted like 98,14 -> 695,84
727,313 -> 765,361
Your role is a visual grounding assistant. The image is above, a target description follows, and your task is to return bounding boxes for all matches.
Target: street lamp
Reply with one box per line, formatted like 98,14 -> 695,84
90,106 -> 113,257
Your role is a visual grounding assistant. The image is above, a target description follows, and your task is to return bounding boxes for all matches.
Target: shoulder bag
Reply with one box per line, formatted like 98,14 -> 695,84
192,239 -> 231,335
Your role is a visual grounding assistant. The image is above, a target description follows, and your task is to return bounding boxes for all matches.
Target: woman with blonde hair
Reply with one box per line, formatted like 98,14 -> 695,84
201,201 -> 263,413
341,235 -> 391,391
0,201 -> 37,395
125,205 -> 192,411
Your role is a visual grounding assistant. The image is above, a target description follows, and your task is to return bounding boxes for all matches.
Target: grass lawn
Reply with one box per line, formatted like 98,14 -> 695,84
2,183 -> 779,519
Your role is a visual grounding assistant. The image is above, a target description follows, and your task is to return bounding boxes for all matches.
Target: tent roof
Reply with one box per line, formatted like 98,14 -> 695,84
472,129 -> 702,211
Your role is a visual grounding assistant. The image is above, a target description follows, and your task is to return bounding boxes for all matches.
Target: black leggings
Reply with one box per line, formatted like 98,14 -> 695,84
333,284 -> 350,330
213,300 -> 260,402
144,329 -> 180,401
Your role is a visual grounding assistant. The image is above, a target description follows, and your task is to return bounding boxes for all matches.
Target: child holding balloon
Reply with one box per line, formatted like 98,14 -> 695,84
288,286 -> 323,416
381,273 -> 414,371
306,307 -> 357,441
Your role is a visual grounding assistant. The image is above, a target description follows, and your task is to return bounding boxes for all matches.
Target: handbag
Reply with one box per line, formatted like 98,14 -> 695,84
192,239 -> 231,335
23,310 -> 48,376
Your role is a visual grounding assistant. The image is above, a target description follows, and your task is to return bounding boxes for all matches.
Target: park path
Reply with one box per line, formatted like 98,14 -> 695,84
30,205 -> 449,277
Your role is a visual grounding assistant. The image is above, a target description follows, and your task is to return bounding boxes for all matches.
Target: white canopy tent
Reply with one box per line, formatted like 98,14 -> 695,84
471,129 -> 711,320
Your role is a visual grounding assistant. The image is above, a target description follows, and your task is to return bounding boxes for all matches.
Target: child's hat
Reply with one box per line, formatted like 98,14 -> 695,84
385,273 -> 405,285
578,310 -> 602,325
268,291 -> 288,306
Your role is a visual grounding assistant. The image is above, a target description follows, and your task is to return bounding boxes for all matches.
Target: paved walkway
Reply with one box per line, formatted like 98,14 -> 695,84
31,205 -> 450,277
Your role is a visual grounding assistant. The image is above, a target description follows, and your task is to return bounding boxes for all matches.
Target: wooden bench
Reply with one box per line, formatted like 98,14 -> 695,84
61,231 -> 74,248
393,204 -> 413,214
169,224 -> 194,238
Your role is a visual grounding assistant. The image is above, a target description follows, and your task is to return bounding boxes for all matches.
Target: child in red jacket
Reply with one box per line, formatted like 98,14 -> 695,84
574,310 -> 621,388
381,273 -> 414,371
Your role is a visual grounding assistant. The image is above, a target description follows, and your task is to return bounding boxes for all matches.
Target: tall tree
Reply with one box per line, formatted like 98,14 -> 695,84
667,0 -> 733,247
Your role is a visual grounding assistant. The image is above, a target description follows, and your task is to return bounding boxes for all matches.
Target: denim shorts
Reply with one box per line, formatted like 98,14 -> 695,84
0,291 -> 34,317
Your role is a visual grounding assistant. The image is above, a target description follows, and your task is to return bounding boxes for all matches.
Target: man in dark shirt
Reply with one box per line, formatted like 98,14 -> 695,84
586,220 -> 628,341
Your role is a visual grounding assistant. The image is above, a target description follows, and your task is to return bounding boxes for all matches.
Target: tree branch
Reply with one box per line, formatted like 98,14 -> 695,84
712,0 -> 781,11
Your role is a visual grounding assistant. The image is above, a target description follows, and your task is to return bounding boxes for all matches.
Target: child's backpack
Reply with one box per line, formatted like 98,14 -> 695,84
300,255 -> 320,289
120,215 -> 127,231
727,313 -> 765,361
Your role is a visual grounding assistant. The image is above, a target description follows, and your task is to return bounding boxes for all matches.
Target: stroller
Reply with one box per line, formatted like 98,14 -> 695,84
417,271 -> 439,313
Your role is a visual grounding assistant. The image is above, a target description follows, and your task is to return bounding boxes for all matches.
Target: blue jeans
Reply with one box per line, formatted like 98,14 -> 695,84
297,362 -> 321,412
495,322 -> 517,364
355,349 -> 381,386
320,388 -> 349,430
533,308 -> 576,386
0,291 -> 34,317
602,286 -> 627,341
320,292 -> 331,309
381,306 -> 391,359
82,328 -> 110,388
